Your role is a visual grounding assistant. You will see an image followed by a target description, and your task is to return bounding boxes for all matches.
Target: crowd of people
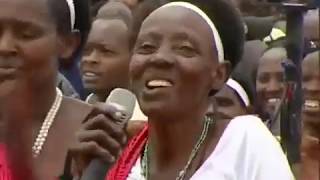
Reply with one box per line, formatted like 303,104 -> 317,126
0,0 -> 318,179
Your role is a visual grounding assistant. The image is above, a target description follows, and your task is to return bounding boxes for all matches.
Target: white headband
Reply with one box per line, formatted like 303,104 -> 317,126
159,2 -> 224,63
227,78 -> 250,107
65,0 -> 76,31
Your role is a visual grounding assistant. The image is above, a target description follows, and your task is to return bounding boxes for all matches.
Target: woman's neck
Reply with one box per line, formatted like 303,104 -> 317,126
96,92 -> 109,102
148,112 -> 207,171
0,80 -> 57,142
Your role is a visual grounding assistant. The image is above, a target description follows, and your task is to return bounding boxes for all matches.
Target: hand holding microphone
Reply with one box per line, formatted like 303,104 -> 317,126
70,88 -> 136,179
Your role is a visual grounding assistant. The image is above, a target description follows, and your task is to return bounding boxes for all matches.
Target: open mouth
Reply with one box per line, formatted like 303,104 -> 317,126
82,72 -> 100,81
303,100 -> 320,113
267,98 -> 281,104
0,67 -> 18,80
146,79 -> 173,89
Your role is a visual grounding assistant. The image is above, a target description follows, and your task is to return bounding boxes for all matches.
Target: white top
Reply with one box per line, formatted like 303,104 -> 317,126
131,99 -> 148,121
127,115 -> 294,180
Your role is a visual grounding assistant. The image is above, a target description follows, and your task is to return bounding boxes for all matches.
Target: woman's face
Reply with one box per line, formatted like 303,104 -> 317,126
0,0 -> 69,96
256,47 -> 286,118
130,6 -> 226,119
214,85 -> 247,119
302,52 -> 320,137
81,19 -> 130,94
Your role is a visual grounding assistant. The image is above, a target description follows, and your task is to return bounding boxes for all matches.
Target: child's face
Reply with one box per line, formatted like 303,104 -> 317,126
81,19 -> 131,94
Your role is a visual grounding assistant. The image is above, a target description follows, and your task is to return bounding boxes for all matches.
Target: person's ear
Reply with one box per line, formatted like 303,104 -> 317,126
58,33 -> 80,65
211,61 -> 231,92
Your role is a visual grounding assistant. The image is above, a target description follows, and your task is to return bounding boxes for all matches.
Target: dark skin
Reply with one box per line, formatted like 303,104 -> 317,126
301,51 -> 320,180
0,0 -> 126,178
304,9 -> 319,46
113,0 -> 139,10
256,47 -> 286,119
302,51 -> 320,137
81,19 -> 131,102
130,6 -> 228,179
214,85 -> 247,119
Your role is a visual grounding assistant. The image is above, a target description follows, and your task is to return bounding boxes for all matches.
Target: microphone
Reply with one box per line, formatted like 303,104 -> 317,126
106,88 -> 136,124
80,88 -> 136,180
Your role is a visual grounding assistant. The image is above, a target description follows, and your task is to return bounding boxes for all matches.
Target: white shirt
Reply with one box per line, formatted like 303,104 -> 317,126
127,115 -> 294,180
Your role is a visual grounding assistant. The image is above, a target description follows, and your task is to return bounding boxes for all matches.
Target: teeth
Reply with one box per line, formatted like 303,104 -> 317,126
84,72 -> 97,77
304,100 -> 320,108
268,98 -> 280,103
147,80 -> 172,88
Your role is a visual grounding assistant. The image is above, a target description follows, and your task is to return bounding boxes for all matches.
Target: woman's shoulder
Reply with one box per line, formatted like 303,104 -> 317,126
207,115 -> 293,179
56,97 -> 94,129
221,115 -> 284,155
228,115 -> 272,137
62,97 -> 93,117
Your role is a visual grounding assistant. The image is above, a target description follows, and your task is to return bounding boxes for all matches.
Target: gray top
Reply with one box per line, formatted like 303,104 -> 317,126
56,73 -> 80,99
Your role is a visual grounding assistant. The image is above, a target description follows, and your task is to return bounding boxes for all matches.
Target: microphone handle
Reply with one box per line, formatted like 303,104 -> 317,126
80,159 -> 111,180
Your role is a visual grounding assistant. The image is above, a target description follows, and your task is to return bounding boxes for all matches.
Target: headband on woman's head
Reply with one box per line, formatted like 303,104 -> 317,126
65,0 -> 76,31
226,78 -> 250,107
159,2 -> 224,63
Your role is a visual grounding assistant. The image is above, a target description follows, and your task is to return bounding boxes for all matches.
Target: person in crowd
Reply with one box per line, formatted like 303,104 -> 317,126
214,80 -> 248,119
74,1 -> 294,179
0,0 -> 127,179
256,38 -> 287,136
301,50 -> 320,180
81,1 -> 133,104
214,76 -> 256,119
214,39 -> 265,119
81,1 -> 148,141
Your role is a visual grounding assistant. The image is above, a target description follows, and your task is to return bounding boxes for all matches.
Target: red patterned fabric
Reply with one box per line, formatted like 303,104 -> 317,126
0,144 -> 12,180
106,125 -> 148,180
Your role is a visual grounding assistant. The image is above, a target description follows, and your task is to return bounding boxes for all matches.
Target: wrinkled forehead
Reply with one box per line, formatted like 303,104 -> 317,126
261,48 -> 287,61
142,6 -> 212,33
140,6 -> 217,56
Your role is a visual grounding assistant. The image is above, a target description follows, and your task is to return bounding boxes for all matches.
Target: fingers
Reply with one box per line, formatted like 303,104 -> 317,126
70,112 -> 128,174
70,141 -> 115,163
82,114 -> 127,145
70,104 -> 128,176
76,129 -> 122,157
88,103 -> 129,125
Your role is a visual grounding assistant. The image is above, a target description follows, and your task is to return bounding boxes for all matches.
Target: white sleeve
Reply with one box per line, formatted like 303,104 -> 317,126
243,116 -> 295,180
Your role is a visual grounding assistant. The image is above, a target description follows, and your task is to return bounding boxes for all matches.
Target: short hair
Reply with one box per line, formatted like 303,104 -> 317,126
232,40 -> 267,105
90,0 -> 108,17
47,0 -> 91,56
130,0 -> 168,48
96,1 -> 133,29
170,0 -> 245,70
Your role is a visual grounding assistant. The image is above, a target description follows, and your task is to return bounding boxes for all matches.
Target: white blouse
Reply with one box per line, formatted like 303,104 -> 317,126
127,115 -> 294,180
